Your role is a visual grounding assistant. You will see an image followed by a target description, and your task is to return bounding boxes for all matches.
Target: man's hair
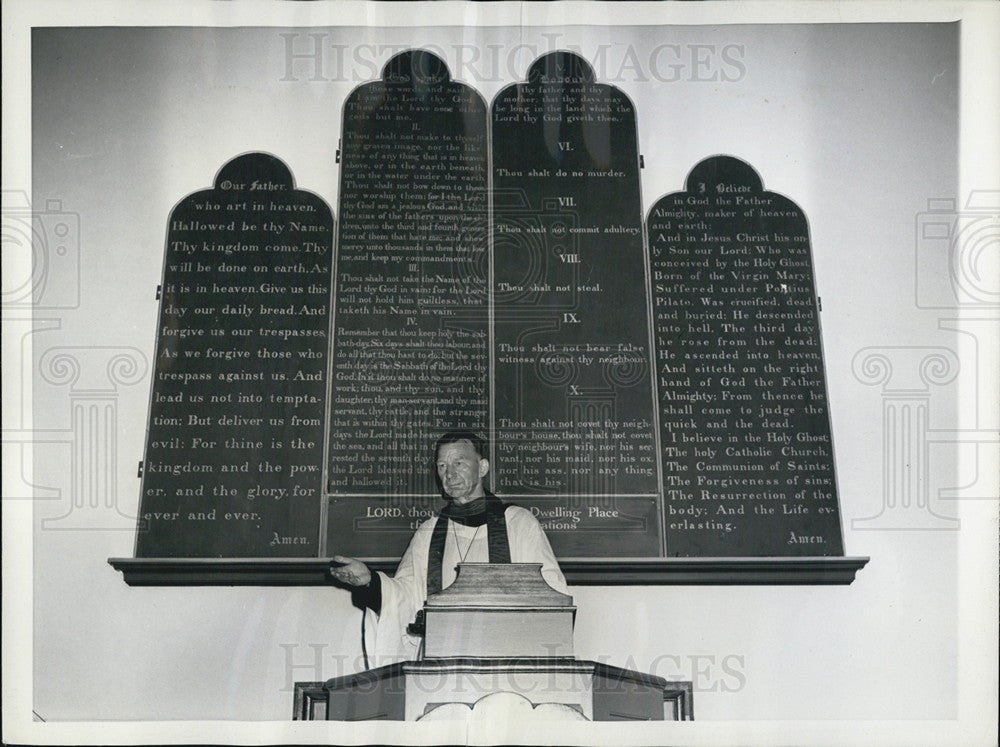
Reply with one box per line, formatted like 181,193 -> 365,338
435,430 -> 488,459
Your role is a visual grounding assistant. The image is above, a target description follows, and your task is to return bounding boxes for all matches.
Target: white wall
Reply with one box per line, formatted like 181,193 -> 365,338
6,6 -> 997,745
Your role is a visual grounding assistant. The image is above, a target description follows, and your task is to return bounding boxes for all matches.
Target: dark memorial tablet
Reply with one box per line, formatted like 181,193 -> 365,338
326,51 -> 490,557
136,153 -> 334,557
647,156 -> 844,556
492,52 -> 661,557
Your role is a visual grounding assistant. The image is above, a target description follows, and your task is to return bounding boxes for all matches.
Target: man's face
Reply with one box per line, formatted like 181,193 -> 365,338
436,440 -> 488,504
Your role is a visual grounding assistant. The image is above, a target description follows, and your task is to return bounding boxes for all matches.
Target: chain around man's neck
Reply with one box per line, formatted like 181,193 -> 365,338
451,521 -> 482,563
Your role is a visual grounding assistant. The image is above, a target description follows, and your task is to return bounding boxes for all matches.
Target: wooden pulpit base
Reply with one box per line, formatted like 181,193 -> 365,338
294,565 -> 694,722
294,660 -> 693,722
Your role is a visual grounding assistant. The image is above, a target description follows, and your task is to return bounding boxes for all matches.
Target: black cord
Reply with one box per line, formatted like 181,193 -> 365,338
361,607 -> 370,670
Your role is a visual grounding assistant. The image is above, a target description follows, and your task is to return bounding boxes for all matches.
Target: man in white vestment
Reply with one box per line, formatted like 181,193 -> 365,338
330,430 -> 568,662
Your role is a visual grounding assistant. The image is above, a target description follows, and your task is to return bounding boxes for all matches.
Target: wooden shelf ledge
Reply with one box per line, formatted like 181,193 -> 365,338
108,556 -> 869,586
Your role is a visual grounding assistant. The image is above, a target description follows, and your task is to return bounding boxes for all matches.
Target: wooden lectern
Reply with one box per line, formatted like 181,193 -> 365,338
295,563 -> 693,721
422,562 -> 575,658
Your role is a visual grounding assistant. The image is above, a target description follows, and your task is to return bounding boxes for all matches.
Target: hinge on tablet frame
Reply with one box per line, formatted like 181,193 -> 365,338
155,285 -> 161,301
639,155 -> 645,169
137,461 -> 143,478
818,296 -> 823,311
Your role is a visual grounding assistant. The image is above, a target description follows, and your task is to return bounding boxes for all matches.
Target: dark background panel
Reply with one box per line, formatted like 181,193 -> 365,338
327,495 -> 442,559
506,496 -> 662,557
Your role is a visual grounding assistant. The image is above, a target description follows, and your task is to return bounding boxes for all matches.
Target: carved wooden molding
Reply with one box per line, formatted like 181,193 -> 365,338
109,555 -> 868,586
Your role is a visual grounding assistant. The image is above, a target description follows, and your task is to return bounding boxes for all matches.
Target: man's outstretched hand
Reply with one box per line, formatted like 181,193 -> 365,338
329,555 -> 372,587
